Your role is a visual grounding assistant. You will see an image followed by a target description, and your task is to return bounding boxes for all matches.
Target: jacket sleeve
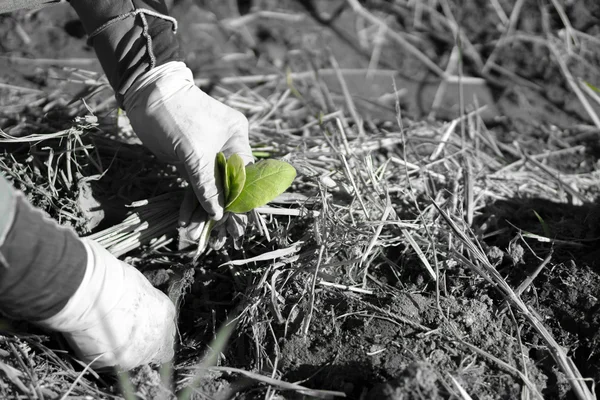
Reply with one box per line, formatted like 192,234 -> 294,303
68,0 -> 182,106
0,175 -> 86,321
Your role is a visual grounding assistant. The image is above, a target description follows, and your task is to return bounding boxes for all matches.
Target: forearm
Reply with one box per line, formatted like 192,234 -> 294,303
69,0 -> 182,105
0,175 -> 86,321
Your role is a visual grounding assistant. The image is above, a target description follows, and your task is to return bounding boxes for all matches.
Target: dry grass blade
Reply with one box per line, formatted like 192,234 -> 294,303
482,0 -> 526,73
489,0 -> 509,25
0,55 -> 96,67
318,280 -> 373,295
194,68 -> 397,87
216,242 -> 304,268
450,375 -> 474,400
0,128 -> 73,143
580,79 -> 600,109
549,0 -> 577,51
0,361 -> 29,394
0,82 -> 45,95
210,366 -> 346,398
254,206 -> 320,217
400,226 -> 436,281
58,355 -> 104,400
515,249 -> 553,296
456,339 -> 544,399
521,150 -> 588,205
430,119 -> 459,161
330,54 -> 365,137
87,193 -> 181,257
547,40 -> 600,131
359,194 -> 392,276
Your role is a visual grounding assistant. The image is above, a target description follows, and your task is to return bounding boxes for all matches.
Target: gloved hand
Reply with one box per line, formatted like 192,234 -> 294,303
122,61 -> 254,244
37,239 -> 176,371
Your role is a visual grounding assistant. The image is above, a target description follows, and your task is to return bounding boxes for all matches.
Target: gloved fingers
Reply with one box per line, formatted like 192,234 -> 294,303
179,148 -> 225,222
180,211 -> 247,253
178,188 -> 213,251
146,289 -> 177,366
178,186 -> 196,228
213,212 -> 230,229
113,259 -> 176,369
222,142 -> 254,166
221,119 -> 254,166
118,267 -> 176,368
115,261 -> 177,369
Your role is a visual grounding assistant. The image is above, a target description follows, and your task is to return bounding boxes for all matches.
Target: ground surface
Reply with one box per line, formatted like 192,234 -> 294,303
1,1 -> 600,399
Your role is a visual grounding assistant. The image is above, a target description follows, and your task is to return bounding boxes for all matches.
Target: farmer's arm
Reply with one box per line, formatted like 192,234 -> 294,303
0,0 -> 253,370
69,0 -> 253,231
0,175 -> 175,370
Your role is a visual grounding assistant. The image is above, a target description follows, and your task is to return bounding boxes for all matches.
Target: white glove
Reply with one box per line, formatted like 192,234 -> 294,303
123,61 -> 254,238
37,239 -> 176,371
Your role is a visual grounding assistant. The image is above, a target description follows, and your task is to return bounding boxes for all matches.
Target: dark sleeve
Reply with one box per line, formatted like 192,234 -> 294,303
0,175 -> 86,321
69,0 -> 183,106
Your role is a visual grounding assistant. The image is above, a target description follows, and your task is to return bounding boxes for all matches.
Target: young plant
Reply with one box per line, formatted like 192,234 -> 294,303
195,153 -> 296,256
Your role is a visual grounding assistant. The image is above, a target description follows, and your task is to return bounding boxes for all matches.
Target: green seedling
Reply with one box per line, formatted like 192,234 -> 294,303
533,210 -> 551,239
195,153 -> 296,258
226,157 -> 296,213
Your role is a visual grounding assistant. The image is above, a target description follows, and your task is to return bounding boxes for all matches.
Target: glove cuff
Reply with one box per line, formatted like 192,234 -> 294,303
69,0 -> 183,106
122,60 -> 192,110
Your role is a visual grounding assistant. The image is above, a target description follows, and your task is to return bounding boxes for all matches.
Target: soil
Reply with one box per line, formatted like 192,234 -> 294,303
1,1 -> 600,400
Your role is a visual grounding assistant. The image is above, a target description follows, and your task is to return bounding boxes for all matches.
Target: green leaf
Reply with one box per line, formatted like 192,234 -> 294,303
189,155 -> 295,258
533,210 -> 551,238
584,81 -> 600,93
225,154 -> 246,208
216,152 -> 228,200
226,159 -> 296,214
251,151 -> 271,158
